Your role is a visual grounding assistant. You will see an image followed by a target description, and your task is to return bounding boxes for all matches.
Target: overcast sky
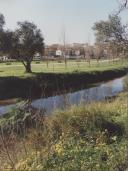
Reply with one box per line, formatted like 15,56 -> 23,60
0,0 -> 128,44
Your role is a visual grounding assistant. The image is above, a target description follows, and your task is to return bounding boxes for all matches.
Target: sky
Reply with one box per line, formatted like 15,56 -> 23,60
0,0 -> 128,45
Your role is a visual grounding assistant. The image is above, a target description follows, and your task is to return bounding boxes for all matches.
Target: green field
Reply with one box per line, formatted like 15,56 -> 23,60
0,59 -> 127,77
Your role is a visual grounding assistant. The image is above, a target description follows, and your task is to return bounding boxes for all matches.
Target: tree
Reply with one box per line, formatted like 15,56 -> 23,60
117,0 -> 128,14
94,44 -> 104,63
0,13 -> 5,31
0,30 -> 16,56
60,27 -> 67,69
92,14 -> 128,60
0,14 -> 13,59
93,14 -> 125,43
14,21 -> 44,73
0,15 -> 44,72
85,44 -> 93,67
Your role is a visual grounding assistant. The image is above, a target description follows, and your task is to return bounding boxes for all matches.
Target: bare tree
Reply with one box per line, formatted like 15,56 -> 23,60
61,27 -> 67,69
86,44 -> 92,67
117,0 -> 128,14
94,44 -> 104,64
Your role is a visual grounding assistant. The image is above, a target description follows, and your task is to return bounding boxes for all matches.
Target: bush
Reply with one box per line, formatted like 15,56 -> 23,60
5,62 -> 12,65
58,60 -> 62,63
35,61 -> 40,64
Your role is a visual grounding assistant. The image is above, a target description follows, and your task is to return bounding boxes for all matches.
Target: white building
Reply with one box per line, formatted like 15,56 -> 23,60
56,50 -> 62,57
34,53 -> 42,60
0,56 -> 9,61
75,50 -> 80,56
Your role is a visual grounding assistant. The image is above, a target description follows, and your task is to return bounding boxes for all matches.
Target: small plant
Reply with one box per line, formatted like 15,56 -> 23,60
73,69 -> 79,72
58,60 -> 62,63
6,62 -> 12,65
35,61 -> 40,64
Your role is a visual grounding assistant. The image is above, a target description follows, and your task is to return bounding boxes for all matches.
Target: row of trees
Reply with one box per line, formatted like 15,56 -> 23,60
0,14 -> 44,73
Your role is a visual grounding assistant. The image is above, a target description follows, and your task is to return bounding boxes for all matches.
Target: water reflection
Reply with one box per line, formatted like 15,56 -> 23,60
31,76 -> 125,114
0,76 -> 126,116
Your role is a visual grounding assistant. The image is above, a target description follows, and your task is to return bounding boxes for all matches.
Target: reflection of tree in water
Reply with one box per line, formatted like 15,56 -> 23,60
59,93 -> 70,109
79,85 -> 113,103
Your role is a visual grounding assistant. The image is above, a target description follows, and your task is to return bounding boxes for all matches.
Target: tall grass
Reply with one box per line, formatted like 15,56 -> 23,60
0,92 -> 127,170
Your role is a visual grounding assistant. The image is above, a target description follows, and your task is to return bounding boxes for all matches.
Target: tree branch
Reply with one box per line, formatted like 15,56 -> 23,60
117,0 -> 128,14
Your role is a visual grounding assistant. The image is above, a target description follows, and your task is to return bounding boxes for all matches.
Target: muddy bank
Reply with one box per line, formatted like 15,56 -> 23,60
0,67 -> 127,100
0,98 -> 18,105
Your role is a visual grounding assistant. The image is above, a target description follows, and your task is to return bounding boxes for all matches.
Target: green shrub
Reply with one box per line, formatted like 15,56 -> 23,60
58,60 -> 62,63
6,62 -> 12,65
35,61 -> 40,64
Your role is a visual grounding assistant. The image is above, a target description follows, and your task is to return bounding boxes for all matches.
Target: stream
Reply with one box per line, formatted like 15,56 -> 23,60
0,75 -> 127,116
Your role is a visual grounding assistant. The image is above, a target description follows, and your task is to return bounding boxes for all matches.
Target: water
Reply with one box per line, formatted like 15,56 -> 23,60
0,76 -> 126,116
31,76 -> 126,114
0,102 -> 27,116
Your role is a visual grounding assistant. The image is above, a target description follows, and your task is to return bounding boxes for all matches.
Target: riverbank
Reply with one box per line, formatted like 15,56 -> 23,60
0,92 -> 128,170
0,65 -> 128,100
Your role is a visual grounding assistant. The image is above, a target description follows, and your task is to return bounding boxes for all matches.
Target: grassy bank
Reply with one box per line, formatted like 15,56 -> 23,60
0,64 -> 128,100
0,92 -> 128,170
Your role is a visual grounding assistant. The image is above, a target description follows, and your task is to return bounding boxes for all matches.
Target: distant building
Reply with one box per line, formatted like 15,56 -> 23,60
56,50 -> 62,57
44,43 -> 107,59
75,50 -> 80,56
0,56 -> 9,61
33,53 -> 41,60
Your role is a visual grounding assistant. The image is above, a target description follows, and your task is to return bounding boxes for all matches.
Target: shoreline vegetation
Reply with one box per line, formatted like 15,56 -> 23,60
0,91 -> 127,170
0,61 -> 127,100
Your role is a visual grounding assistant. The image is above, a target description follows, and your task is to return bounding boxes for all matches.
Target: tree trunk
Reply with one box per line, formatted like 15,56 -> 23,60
64,57 -> 67,69
25,61 -> 32,73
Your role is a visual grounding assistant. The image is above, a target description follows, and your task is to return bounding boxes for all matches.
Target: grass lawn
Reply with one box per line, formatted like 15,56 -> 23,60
0,59 -> 127,77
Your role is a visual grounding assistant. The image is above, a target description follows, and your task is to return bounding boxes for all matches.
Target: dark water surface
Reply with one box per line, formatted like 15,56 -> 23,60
31,76 -> 126,114
0,76 -> 127,116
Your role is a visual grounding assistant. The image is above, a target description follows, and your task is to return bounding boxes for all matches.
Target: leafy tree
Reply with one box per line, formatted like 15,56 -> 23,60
0,30 -> 15,56
0,13 -> 5,30
93,14 -> 128,59
93,15 -> 126,43
0,15 -> 44,72
0,14 -> 8,55
14,21 -> 44,73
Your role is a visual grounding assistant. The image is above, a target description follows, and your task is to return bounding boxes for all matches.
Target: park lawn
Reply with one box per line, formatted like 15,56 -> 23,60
0,59 -> 127,77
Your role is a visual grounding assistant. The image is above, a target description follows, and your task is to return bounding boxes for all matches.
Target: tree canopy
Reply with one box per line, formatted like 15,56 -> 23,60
14,21 -> 44,72
92,15 -> 126,43
0,14 -> 44,73
93,14 -> 128,58
0,13 -> 5,30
